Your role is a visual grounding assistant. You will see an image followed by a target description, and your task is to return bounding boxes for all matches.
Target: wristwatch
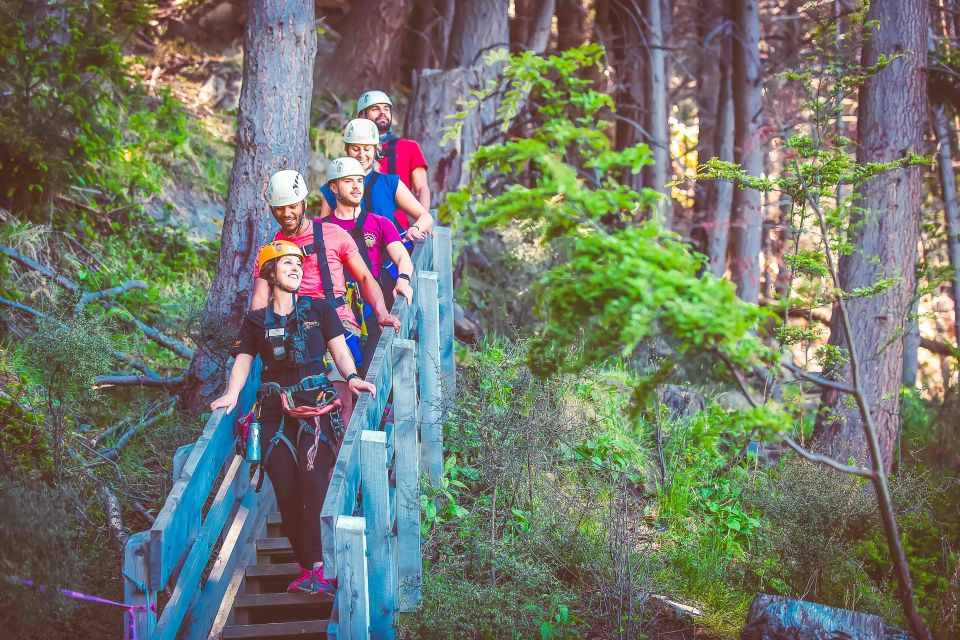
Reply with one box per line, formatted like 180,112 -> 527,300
397,273 -> 411,281
346,373 -> 360,383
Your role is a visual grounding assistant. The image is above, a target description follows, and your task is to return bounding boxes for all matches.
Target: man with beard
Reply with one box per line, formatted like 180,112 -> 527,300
250,168 -> 400,424
357,90 -> 431,231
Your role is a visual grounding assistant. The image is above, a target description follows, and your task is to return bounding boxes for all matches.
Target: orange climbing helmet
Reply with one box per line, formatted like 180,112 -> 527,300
257,240 -> 303,271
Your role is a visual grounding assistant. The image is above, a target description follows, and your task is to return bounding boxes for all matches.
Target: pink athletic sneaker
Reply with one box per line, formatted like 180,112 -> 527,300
312,564 -> 338,596
287,565 -> 313,593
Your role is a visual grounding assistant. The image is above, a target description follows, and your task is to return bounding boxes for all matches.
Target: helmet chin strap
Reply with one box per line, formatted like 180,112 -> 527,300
271,278 -> 301,295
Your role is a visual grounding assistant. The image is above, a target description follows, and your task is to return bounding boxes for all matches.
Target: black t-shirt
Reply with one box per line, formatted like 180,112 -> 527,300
231,297 -> 344,387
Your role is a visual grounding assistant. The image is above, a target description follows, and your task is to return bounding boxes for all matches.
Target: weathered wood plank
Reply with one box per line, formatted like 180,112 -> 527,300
335,516 -> 370,640
152,455 -> 246,640
123,531 -> 156,640
149,359 -> 260,591
432,227 -> 456,404
172,444 -> 194,483
391,338 -> 421,611
416,271 -> 443,486
361,430 -> 397,639
184,477 -> 276,640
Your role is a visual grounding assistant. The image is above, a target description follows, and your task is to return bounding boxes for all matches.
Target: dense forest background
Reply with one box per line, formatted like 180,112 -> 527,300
1,0 -> 959,638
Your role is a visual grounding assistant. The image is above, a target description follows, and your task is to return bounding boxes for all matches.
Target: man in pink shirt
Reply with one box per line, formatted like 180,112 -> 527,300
357,90 -> 431,230
251,169 -> 400,423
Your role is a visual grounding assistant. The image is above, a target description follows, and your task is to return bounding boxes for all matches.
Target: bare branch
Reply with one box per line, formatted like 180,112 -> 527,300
783,436 -> 874,478
713,349 -> 761,408
111,307 -> 194,359
98,402 -> 174,459
94,374 -> 185,388
0,243 -> 81,293
74,280 -> 148,315
0,243 -> 193,358
0,296 -> 159,378
782,360 -> 856,395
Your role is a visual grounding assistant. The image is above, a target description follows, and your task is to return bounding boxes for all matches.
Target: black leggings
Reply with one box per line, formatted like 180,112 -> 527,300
261,414 -> 337,568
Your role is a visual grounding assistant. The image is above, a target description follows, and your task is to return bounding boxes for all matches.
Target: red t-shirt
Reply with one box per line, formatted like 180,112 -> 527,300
378,138 -> 427,229
253,220 -> 361,328
325,212 -> 402,278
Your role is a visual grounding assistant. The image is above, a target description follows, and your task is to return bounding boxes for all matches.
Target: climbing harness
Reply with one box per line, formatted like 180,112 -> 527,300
380,132 -> 398,175
301,221 -> 347,310
239,375 -> 345,493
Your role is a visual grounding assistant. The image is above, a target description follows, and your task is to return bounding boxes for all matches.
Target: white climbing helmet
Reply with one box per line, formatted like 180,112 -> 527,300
356,90 -> 392,116
265,169 -> 308,208
325,157 -> 365,184
343,118 -> 381,146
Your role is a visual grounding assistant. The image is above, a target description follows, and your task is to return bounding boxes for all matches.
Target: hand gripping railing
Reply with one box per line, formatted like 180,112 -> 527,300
121,227 -> 455,640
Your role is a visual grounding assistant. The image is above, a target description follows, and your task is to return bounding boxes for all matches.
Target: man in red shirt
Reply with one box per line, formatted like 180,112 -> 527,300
250,168 -> 400,423
357,90 -> 431,230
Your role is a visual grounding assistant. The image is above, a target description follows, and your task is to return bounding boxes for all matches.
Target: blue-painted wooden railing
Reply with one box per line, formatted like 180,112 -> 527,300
122,227 -> 455,640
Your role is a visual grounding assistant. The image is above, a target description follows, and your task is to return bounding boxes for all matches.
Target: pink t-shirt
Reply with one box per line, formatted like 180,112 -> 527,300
254,219 -> 361,327
325,212 -> 402,278
378,138 -> 427,229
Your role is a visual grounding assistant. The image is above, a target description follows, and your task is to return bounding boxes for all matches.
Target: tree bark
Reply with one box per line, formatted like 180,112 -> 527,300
526,0 -> 557,53
693,2 -> 734,272
645,0 -> 671,227
933,103 -> 960,347
445,0 -> 509,69
183,0 -> 317,413
314,0 -> 413,99
556,0 -> 588,50
814,0 -> 928,472
730,0 -> 764,302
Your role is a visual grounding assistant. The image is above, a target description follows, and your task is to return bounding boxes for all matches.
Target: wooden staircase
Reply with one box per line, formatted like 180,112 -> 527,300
222,513 -> 333,639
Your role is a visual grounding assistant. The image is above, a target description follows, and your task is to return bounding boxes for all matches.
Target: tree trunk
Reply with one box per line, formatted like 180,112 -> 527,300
730,0 -> 763,302
645,0 -> 671,227
445,0 -> 509,69
556,0 -> 588,50
608,0 -> 646,192
932,103 -> 960,346
814,0 -> 928,472
405,66 -> 484,198
314,0 -> 413,99
526,0 -> 557,53
693,1 -> 733,273
183,0 -> 317,413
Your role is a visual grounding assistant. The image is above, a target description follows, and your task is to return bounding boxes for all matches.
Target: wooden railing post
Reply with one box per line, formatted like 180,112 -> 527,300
360,430 -> 397,639
335,516 -> 370,640
416,271 -> 444,486
432,228 -> 456,406
123,530 -> 156,640
392,338 -> 422,611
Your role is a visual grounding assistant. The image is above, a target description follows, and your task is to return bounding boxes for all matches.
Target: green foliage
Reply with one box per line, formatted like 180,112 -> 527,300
0,1 -> 224,210
446,45 -> 776,411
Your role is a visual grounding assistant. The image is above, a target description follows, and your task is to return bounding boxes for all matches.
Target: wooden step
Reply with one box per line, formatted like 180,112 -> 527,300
246,562 -> 303,579
266,512 -> 284,538
233,591 -> 333,625
222,619 -> 328,639
244,562 -> 304,594
256,537 -> 295,563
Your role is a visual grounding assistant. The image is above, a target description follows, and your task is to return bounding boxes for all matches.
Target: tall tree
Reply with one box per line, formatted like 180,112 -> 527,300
730,0 -> 764,301
314,0 -> 413,99
183,0 -> 317,411
693,1 -> 734,272
556,0 -> 588,50
814,0 -> 928,472
645,0 -> 671,227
